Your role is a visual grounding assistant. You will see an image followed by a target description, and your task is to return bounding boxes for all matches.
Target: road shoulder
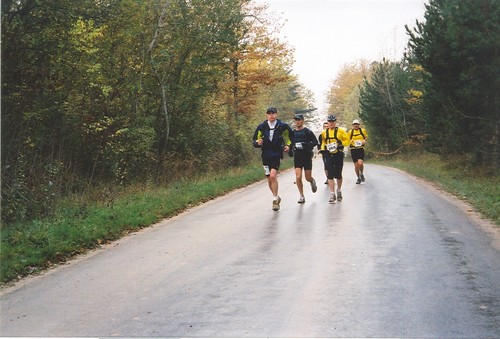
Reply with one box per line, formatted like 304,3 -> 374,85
386,166 -> 500,250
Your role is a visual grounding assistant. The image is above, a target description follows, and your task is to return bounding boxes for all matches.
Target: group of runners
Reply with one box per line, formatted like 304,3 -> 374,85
252,107 -> 368,211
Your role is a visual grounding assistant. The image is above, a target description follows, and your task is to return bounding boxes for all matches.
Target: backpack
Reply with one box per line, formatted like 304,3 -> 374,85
324,127 -> 344,153
325,127 -> 340,143
350,128 -> 365,140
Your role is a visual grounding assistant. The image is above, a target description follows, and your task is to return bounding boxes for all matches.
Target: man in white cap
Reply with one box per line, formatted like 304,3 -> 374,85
347,119 -> 368,184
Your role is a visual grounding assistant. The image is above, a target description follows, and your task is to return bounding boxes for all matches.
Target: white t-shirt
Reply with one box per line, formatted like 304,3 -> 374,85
267,121 -> 277,141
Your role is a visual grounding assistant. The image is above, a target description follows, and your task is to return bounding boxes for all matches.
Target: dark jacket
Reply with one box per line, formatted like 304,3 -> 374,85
253,119 -> 292,159
292,127 -> 318,158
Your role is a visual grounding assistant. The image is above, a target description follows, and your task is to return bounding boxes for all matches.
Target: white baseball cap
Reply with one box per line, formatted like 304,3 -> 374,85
352,119 -> 360,124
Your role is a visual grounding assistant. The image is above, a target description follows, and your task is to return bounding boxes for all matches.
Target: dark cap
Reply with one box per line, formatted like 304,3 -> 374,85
327,114 -> 337,121
293,114 -> 304,120
266,107 -> 277,114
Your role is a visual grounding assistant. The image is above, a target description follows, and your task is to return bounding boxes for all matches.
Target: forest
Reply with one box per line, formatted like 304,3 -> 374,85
326,0 -> 498,165
1,0 -> 314,224
2,0 -> 499,226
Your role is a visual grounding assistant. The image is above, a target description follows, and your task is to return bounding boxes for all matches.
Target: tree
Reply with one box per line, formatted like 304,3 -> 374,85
219,2 -> 296,123
1,0 -> 121,221
1,0 -> 313,224
406,0 -> 500,165
359,59 -> 425,152
325,60 -> 372,126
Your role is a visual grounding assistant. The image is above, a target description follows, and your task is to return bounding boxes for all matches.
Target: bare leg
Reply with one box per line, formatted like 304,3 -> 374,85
358,159 -> 364,175
268,168 -> 279,197
294,167 -> 304,196
328,178 -> 335,193
304,169 -> 313,183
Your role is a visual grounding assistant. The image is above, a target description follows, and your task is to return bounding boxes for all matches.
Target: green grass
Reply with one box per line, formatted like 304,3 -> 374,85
372,153 -> 499,226
0,159 -> 293,284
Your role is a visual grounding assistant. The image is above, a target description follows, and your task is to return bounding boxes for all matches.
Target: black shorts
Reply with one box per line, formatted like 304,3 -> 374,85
351,148 -> 365,163
262,157 -> 281,176
294,154 -> 313,170
325,152 -> 344,179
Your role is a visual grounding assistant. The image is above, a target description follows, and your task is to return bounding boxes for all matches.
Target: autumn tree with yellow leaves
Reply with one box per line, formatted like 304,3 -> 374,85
1,0 -> 310,223
325,60 -> 372,127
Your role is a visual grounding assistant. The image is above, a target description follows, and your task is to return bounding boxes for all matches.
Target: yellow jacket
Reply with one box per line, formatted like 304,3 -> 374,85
320,127 -> 349,154
347,127 -> 368,149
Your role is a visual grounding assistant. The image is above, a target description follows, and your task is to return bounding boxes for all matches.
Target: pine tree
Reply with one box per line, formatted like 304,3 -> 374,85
407,0 -> 500,165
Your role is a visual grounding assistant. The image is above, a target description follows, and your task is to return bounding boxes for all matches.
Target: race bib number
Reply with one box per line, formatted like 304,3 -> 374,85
354,140 -> 363,147
295,142 -> 304,150
327,142 -> 337,152
263,165 -> 270,176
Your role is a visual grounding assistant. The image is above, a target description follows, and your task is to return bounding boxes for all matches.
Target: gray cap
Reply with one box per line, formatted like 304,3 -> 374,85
293,114 -> 304,120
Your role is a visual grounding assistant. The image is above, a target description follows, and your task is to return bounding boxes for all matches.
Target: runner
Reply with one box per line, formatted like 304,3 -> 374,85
291,114 -> 318,203
319,115 -> 350,203
347,119 -> 368,184
252,107 -> 293,211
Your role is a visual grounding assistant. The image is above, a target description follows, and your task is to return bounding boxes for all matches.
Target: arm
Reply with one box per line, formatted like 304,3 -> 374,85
307,129 -> 319,149
319,130 -> 327,152
252,125 -> 263,148
284,124 -> 293,147
339,130 -> 350,148
282,123 -> 293,151
317,134 -> 323,150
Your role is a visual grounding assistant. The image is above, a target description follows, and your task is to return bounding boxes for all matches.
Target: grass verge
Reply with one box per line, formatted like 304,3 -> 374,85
372,153 -> 499,226
1,159 -> 293,284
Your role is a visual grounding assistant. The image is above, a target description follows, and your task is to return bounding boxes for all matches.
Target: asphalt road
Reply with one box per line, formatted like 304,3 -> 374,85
1,159 -> 499,337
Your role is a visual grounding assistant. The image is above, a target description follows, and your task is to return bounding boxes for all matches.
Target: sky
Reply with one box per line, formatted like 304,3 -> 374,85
254,0 -> 427,113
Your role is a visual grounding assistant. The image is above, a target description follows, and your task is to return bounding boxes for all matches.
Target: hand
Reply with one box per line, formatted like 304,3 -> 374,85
284,145 -> 290,152
257,138 -> 263,146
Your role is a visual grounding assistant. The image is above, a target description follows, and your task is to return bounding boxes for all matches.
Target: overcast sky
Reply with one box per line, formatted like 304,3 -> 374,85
254,0 -> 427,113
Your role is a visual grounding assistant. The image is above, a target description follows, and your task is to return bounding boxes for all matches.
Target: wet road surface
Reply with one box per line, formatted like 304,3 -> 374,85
1,160 -> 499,337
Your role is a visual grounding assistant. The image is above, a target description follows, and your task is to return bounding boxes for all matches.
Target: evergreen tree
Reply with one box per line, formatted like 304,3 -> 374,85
359,59 -> 425,152
406,0 -> 500,165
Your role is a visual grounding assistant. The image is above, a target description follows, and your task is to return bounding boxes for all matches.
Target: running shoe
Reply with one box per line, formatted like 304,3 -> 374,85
337,191 -> 343,201
310,179 -> 317,193
361,174 -> 365,182
298,196 -> 305,204
328,193 -> 336,204
272,196 -> 281,211
356,178 -> 361,184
